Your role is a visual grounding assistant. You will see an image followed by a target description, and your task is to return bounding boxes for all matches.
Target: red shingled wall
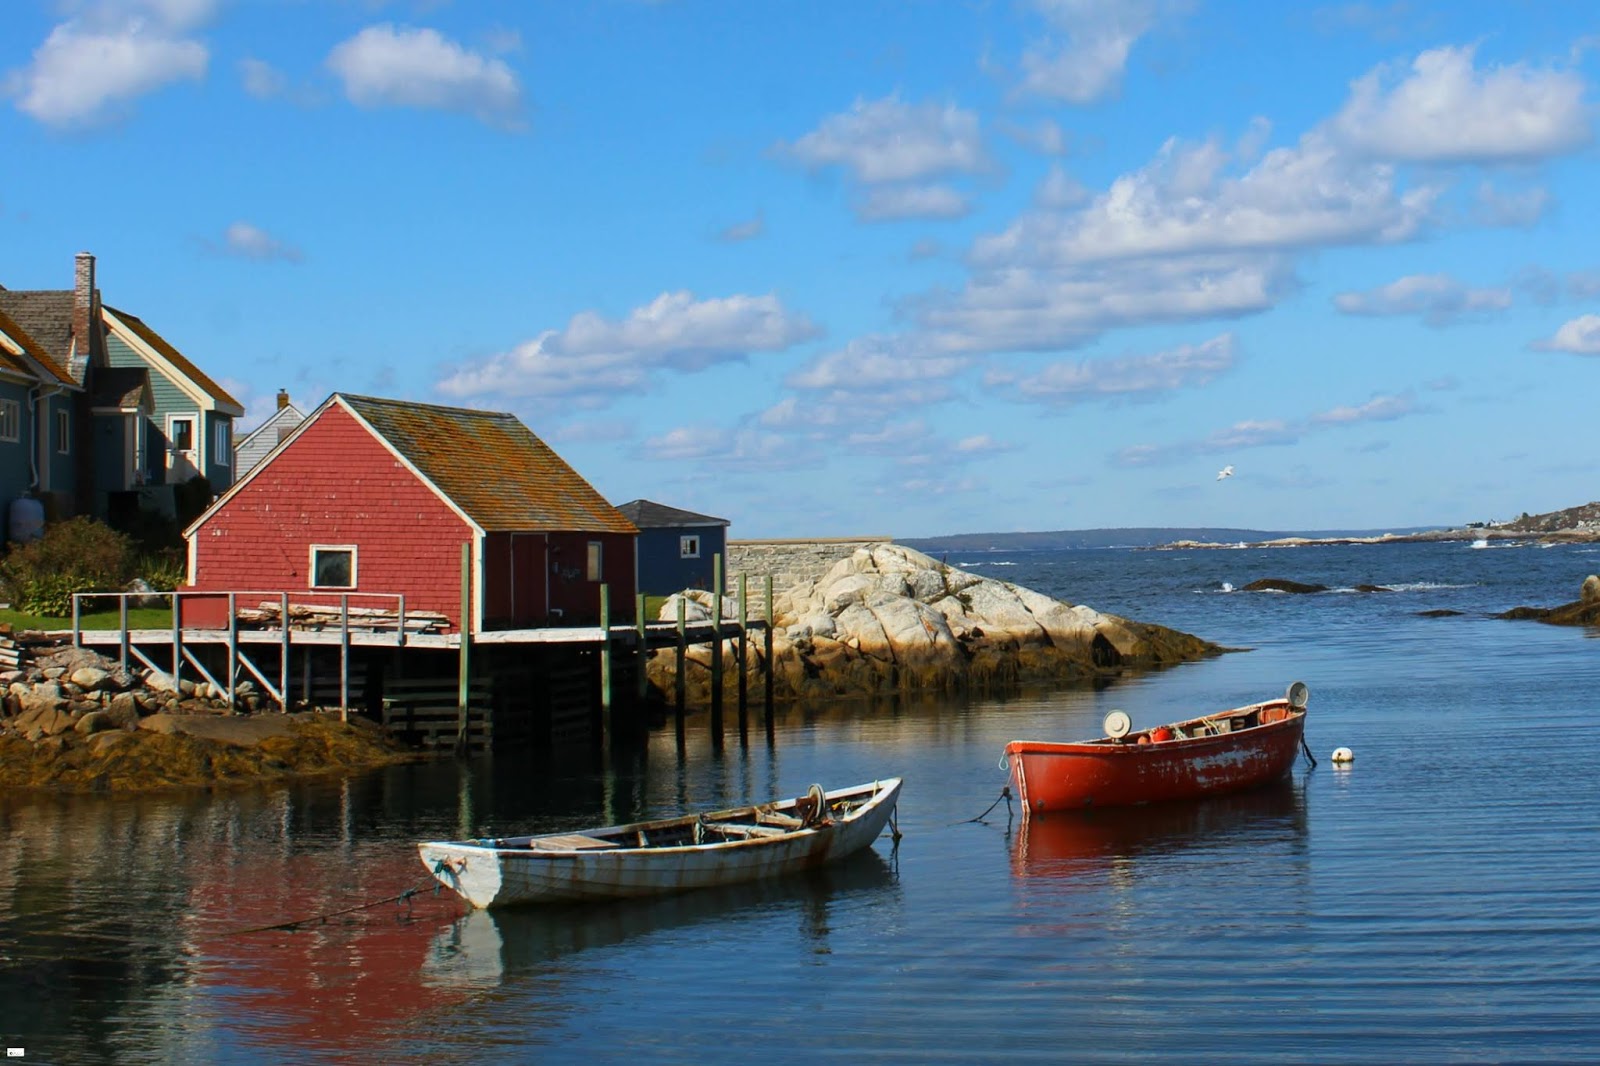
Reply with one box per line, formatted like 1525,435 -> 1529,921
185,404 -> 472,630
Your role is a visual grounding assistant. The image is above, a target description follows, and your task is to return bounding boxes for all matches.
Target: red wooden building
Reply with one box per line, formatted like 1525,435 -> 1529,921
183,393 -> 637,631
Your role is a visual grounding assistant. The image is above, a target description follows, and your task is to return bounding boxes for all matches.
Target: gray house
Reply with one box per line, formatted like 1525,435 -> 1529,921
0,252 -> 243,534
233,390 -> 305,477
615,499 -> 729,596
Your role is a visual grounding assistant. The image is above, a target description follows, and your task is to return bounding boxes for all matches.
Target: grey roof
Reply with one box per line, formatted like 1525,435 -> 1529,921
0,290 -> 82,383
615,499 -> 730,529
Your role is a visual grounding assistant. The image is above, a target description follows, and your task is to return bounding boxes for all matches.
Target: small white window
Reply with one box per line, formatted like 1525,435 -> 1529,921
214,420 -> 231,466
680,534 -> 700,559
310,545 -> 357,589
586,540 -> 603,582
0,399 -> 18,443
56,408 -> 70,454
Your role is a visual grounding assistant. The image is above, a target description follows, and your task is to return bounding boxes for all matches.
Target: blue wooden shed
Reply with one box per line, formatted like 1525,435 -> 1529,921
615,499 -> 729,596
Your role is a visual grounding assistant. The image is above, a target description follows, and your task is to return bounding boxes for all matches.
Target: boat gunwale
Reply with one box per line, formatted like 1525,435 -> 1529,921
422,778 -> 902,857
1004,701 -> 1303,757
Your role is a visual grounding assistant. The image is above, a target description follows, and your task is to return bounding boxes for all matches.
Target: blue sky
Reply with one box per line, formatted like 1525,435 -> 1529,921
4,1 -> 1598,537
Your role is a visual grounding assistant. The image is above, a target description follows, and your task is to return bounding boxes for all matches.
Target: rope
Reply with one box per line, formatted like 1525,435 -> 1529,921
954,786 -> 1012,826
200,878 -> 443,940
1300,734 -> 1318,769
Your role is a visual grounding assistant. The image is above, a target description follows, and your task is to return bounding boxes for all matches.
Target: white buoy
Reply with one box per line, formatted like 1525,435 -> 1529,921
1331,746 -> 1354,764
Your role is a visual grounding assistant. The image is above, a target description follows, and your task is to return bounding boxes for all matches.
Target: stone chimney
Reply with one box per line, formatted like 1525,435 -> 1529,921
70,251 -> 96,382
277,389 -> 290,410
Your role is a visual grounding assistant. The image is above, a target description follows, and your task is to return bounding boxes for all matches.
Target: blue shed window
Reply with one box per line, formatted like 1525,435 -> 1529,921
56,408 -> 70,454
680,535 -> 700,559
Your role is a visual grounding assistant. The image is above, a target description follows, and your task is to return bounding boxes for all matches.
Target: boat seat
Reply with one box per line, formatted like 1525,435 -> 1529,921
529,834 -> 622,850
705,823 -> 792,839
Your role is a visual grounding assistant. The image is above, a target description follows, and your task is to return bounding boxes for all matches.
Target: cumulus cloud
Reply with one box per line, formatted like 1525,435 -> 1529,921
773,95 -> 988,183
238,58 -> 286,99
986,333 -> 1237,406
854,184 -> 972,222
1334,273 -> 1511,325
637,424 -> 796,468
436,291 -> 819,404
1015,0 -> 1173,104
1530,314 -> 1600,354
1330,44 -> 1592,164
326,24 -> 523,127
211,221 -> 303,262
1115,389 -> 1421,465
6,0 -> 212,126
787,335 -> 969,392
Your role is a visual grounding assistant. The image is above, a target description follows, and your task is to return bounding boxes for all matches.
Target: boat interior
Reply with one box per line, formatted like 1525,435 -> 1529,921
1096,700 -> 1300,747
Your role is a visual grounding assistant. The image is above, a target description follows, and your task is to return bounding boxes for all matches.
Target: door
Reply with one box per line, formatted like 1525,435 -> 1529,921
166,414 -> 198,482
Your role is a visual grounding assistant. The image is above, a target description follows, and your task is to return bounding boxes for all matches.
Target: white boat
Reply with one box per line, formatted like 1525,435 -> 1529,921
419,778 -> 903,908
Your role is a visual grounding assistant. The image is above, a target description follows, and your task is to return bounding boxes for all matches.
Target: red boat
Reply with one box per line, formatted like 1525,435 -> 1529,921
1003,682 -> 1310,815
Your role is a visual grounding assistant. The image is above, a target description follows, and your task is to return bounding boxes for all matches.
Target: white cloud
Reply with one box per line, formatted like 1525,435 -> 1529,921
1334,274 -> 1511,325
1115,389 -> 1422,465
1472,181 -> 1551,227
1531,314 -> 1600,354
987,333 -> 1237,406
1035,165 -> 1089,209
786,335 -> 969,391
326,24 -> 523,127
1016,0 -> 1172,104
239,57 -> 286,99
436,291 -> 820,403
716,213 -> 765,242
638,425 -> 795,468
999,117 -> 1069,155
216,221 -> 303,262
774,95 -> 988,183
7,3 -> 210,127
854,184 -> 972,222
1331,45 -> 1592,163
1308,392 -> 1417,425
974,131 -> 1437,269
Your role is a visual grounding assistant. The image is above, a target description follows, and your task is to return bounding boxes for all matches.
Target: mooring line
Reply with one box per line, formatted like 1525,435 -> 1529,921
199,878 -> 446,940
953,786 -> 1012,826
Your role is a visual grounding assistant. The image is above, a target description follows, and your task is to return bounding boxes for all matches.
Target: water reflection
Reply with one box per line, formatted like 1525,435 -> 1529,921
421,848 -> 901,994
1009,780 -> 1309,886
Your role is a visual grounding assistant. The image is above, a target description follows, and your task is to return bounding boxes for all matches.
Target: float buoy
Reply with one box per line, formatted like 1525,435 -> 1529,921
1331,746 -> 1354,764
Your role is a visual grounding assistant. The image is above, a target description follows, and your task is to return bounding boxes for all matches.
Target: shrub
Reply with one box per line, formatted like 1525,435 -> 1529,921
137,551 -> 187,592
0,516 -> 136,616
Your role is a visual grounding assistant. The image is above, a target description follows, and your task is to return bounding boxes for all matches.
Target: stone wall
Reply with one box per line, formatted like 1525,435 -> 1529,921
726,538 -> 890,593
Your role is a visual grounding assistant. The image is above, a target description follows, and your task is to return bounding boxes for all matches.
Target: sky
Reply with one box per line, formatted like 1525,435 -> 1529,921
3,0 -> 1599,538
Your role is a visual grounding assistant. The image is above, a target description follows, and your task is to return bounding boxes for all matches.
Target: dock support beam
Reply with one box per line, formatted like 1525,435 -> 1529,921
710,553 -> 723,747
674,595 -> 686,743
599,583 -> 612,741
765,574 -> 775,742
636,593 -> 648,705
456,542 -> 471,753
737,573 -> 748,744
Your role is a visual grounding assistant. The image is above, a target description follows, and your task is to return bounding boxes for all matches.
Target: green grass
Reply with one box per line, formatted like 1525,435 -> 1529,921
0,607 -> 174,631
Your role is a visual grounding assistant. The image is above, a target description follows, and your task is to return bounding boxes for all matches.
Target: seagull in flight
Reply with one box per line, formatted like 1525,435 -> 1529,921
1216,465 -> 1234,481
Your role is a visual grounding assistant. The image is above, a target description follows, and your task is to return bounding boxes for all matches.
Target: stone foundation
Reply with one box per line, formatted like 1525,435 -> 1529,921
726,538 -> 891,593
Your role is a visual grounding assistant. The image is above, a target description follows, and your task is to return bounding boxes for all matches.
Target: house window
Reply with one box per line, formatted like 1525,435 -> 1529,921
680,534 -> 700,559
214,420 -> 231,466
56,408 -> 70,455
0,399 -> 18,443
310,545 -> 357,589
586,540 -> 603,582
170,417 -> 194,452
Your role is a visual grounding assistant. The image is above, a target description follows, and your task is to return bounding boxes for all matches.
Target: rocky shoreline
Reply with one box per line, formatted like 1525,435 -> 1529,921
0,638 -> 413,793
647,543 -> 1224,706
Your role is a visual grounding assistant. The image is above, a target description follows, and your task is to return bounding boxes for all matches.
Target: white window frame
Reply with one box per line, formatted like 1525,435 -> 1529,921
309,544 -> 358,589
0,399 -> 18,443
586,540 -> 603,582
55,408 -> 69,455
680,534 -> 701,559
213,419 -> 231,467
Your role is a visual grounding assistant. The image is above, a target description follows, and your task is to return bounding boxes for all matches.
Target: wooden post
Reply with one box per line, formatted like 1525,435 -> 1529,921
171,592 -> 182,689
119,594 -> 129,672
635,592 -> 648,705
456,541 -> 471,753
674,595 -> 686,730
599,583 -> 612,741
710,553 -> 723,745
737,573 -> 748,744
227,592 -> 238,709
279,591 -> 290,712
339,593 -> 350,722
765,574 -> 775,737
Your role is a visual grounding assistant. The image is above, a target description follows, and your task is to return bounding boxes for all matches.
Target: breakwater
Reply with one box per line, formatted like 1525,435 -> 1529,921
725,537 -> 890,592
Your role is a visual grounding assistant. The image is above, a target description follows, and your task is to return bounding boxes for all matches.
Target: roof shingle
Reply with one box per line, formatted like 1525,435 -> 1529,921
339,394 -> 637,534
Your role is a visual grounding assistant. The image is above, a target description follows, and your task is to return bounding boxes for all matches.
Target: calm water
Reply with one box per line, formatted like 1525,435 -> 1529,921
5,541 -> 1600,1064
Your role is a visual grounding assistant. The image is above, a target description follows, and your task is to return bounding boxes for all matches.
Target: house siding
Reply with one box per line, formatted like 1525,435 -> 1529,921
39,391 -> 76,511
105,332 -> 202,486
235,406 -> 303,476
636,524 -> 727,596
203,409 -> 234,491
186,405 -> 473,630
546,530 -> 636,624
0,380 -> 34,538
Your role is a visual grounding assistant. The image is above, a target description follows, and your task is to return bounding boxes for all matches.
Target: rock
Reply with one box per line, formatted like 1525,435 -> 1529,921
145,670 -> 179,694
19,681 -> 65,719
125,577 -> 164,608
1355,585 -> 1393,593
1242,578 -> 1329,594
42,667 -> 67,680
70,666 -> 112,691
75,710 -> 116,735
1582,575 -> 1600,604
105,692 -> 140,727
138,712 -> 296,746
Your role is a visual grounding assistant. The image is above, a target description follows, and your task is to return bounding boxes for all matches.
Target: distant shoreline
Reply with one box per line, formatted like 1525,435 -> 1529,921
1155,527 -> 1600,550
